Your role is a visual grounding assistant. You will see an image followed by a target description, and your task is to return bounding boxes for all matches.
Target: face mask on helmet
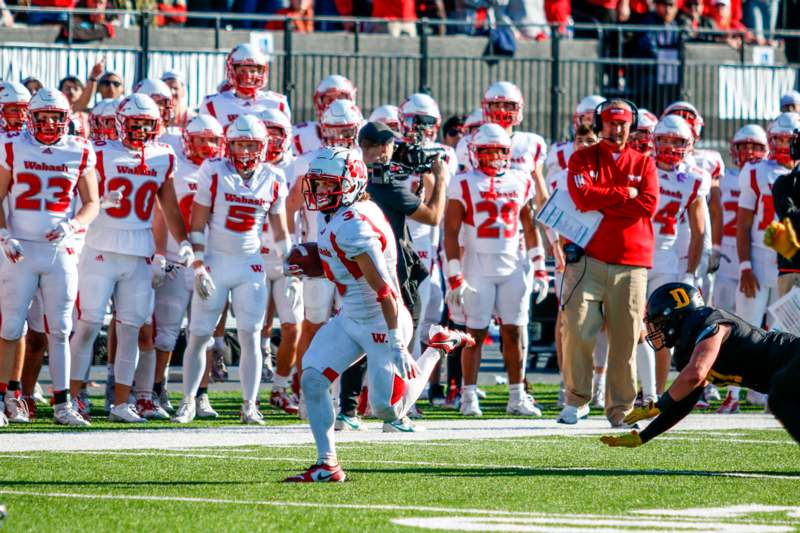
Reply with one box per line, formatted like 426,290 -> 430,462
91,116 -> 118,141
401,114 -> 438,143
231,64 -> 267,96
655,135 -> 690,167
228,139 -> 264,175
122,117 -> 159,149
2,103 -> 28,132
484,101 -> 519,129
264,125 -> 287,163
667,110 -> 700,139
186,133 -> 223,164
150,95 -> 174,124
644,316 -> 671,351
770,133 -> 794,166
628,130 -> 654,155
303,173 -> 344,213
473,145 -> 510,177
320,124 -> 358,148
30,110 -> 68,144
315,90 -> 353,119
731,141 -> 768,168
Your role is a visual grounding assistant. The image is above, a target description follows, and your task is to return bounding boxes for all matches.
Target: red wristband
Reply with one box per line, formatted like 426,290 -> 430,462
375,283 -> 394,303
447,273 -> 464,290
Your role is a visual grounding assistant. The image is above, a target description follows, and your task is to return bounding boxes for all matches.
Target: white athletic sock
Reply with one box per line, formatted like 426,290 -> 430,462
261,336 -> 271,355
593,330 -> 608,369
592,372 -> 606,397
114,323 -> 141,387
237,329 -> 262,404
273,373 -> 290,390
69,320 -> 102,382
727,386 -> 741,400
400,347 -> 441,417
133,349 -> 156,400
462,384 -> 477,398
301,368 -> 337,465
47,333 -> 70,392
508,382 -> 525,402
182,334 -> 211,399
213,336 -> 225,351
636,342 -> 657,402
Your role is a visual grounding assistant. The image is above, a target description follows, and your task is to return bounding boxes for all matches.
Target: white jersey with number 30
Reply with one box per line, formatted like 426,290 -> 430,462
0,131 -> 95,243
447,168 -> 533,277
738,159 -> 790,252
88,140 -> 175,257
194,158 -> 287,256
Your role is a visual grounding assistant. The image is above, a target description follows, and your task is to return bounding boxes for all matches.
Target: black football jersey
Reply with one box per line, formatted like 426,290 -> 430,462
673,307 -> 799,393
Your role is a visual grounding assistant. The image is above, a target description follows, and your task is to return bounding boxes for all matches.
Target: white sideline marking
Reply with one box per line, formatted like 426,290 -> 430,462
36,450 -> 800,481
0,414 -> 784,452
634,505 -> 800,519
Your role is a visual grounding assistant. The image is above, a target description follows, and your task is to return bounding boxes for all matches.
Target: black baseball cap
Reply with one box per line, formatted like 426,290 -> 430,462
358,121 -> 400,145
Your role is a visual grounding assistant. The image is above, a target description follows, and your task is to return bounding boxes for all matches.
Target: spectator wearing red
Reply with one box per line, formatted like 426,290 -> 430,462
28,0 -> 75,24
560,100 -> 658,427
545,0 -> 571,34
708,0 -> 751,47
372,0 -> 417,36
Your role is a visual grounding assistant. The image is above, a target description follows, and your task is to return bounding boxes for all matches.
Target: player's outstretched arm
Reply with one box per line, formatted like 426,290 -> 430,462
685,196 -> 706,277
74,167 -> 100,227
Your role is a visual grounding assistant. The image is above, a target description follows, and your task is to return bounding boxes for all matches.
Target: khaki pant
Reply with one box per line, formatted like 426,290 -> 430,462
562,256 -> 647,424
778,273 -> 800,297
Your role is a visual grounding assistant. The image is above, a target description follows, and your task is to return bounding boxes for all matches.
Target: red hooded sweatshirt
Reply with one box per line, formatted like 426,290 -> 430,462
567,141 -> 659,268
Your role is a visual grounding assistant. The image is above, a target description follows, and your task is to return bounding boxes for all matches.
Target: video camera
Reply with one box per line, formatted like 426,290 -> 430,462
368,114 -> 446,185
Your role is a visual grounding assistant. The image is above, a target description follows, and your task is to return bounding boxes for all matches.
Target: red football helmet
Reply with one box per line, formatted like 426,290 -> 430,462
730,124 -> 768,168
183,114 -> 224,165
226,43 -> 269,98
303,147 -> 367,213
27,88 -> 70,145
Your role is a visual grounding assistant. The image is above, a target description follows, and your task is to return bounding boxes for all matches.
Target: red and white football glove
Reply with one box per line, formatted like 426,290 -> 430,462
445,260 -> 477,309
45,219 -> 83,245
0,228 -> 24,263
529,246 -> 550,304
99,189 -> 124,210
193,264 -> 216,299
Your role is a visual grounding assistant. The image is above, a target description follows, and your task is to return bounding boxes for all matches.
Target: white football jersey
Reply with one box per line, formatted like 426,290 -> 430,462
738,158 -> 791,252
318,199 -> 399,321
717,167 -> 741,281
652,161 -> 710,274
0,130 -> 95,243
447,168 -> 534,277
544,140 -> 574,180
159,127 -> 183,156
692,148 -> 725,180
166,152 -> 200,263
200,89 -> 291,128
259,160 -> 292,268
194,158 -> 286,256
292,121 -> 322,156
88,140 -> 176,257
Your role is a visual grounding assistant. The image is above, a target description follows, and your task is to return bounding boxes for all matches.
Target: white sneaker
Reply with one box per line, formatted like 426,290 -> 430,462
32,382 -> 48,405
746,390 -> 768,406
591,377 -> 606,409
476,387 -> 487,400
407,404 -> 424,419
506,394 -> 542,416
195,393 -> 218,419
136,398 -> 170,420
704,383 -> 721,402
4,395 -> 30,423
240,401 -> 265,425
557,404 -> 590,424
171,399 -> 196,424
109,403 -> 147,423
460,394 -> 482,417
54,402 -> 90,427
0,410 -> 7,427
383,416 -> 424,432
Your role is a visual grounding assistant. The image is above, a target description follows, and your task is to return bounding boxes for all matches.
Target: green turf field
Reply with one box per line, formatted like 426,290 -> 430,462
0,385 -> 797,532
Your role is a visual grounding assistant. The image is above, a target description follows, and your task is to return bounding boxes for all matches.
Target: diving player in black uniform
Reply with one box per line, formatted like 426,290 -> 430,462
601,282 -> 800,447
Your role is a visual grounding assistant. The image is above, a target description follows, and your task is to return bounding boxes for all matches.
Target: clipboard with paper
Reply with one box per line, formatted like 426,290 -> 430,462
536,188 -> 604,248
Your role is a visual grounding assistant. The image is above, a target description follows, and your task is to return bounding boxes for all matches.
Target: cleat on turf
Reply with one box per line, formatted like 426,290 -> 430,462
716,392 -> 740,414
109,403 -> 147,423
334,413 -> 364,431
557,404 -> 590,424
460,394 -> 482,417
270,387 -> 299,415
54,402 -> 90,426
4,396 -> 30,423
506,394 -> 542,416
704,384 -> 721,402
383,416 -> 423,433
171,399 -> 197,424
426,325 -> 475,354
240,401 -> 265,425
195,393 -> 219,419
22,396 -> 37,420
284,462 -> 346,483
136,399 -> 169,420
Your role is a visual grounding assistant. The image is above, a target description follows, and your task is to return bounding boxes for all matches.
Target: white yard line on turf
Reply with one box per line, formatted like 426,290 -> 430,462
0,415 -> 783,453
28,450 -> 799,481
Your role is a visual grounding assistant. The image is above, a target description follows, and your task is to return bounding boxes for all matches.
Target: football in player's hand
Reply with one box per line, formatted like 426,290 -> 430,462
285,242 -> 324,278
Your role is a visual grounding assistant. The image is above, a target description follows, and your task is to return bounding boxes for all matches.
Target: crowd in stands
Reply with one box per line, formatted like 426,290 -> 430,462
0,0 -> 790,48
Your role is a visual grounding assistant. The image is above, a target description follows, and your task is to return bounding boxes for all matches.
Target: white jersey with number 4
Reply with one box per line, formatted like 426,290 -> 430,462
317,199 -> 399,322
652,162 -> 710,274
89,140 -> 175,257
194,158 -> 287,256
200,89 -> 291,129
447,168 -> 533,277
1,131 -> 95,243
738,159 -> 790,252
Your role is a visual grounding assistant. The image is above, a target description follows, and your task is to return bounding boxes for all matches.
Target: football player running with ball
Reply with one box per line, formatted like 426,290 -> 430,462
284,147 -> 473,483
601,282 -> 800,447
173,115 -> 290,425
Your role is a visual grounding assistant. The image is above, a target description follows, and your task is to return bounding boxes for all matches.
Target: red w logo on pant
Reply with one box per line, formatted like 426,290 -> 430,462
250,264 -> 263,273
371,333 -> 387,344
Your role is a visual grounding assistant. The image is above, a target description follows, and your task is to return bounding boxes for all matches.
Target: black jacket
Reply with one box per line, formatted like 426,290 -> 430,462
771,164 -> 800,273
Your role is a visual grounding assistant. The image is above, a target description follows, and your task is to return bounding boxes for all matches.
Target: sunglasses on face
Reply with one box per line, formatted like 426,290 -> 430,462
99,80 -> 122,88
446,128 -> 464,137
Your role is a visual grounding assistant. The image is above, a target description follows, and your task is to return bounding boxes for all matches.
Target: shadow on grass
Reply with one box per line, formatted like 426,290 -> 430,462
347,466 -> 800,479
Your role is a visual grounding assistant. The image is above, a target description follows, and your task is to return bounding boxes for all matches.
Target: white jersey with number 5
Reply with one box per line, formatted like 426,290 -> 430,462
447,168 -> 533,277
1,131 -> 95,243
89,140 -> 175,257
738,159 -> 790,252
652,162 -> 710,274
317,200 -> 398,322
194,158 -> 286,256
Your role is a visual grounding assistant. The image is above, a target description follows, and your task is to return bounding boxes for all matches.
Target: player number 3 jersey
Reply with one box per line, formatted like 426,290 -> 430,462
738,159 -> 791,252
194,158 -> 287,256
447,168 -> 533,277
1,131 -> 95,243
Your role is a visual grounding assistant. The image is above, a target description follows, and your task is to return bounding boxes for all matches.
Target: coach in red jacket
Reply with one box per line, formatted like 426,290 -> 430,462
562,99 -> 658,427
